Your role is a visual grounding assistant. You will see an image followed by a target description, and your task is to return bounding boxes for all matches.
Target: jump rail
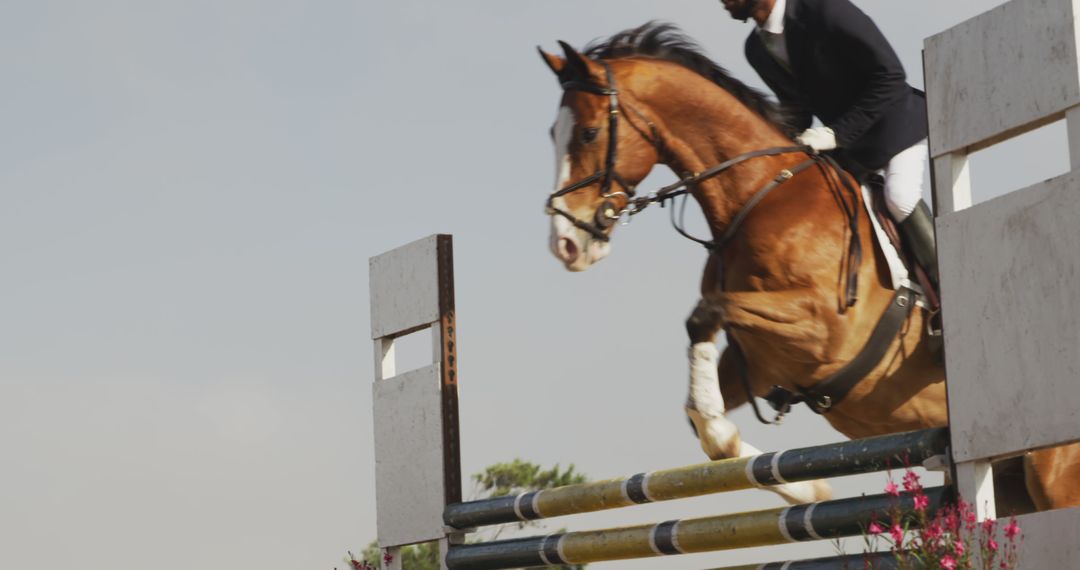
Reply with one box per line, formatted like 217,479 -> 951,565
709,551 -> 917,570
446,488 -> 947,569
445,428 -> 948,529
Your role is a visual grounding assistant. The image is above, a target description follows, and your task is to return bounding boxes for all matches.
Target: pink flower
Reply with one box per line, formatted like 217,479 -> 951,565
922,522 -> 943,542
884,480 -> 900,497
982,518 -> 996,533
868,521 -> 884,535
902,470 -> 922,492
954,539 -> 966,555
913,493 -> 930,511
987,538 -> 999,551
941,554 -> 957,569
1004,519 -> 1021,539
890,523 -> 905,544
383,550 -> 395,564
944,508 -> 960,532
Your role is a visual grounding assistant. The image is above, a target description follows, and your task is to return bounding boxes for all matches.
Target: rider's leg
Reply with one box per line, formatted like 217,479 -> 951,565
883,140 -> 938,290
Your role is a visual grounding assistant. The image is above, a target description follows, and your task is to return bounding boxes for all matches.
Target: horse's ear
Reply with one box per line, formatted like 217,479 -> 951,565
558,40 -> 597,81
538,47 -> 566,76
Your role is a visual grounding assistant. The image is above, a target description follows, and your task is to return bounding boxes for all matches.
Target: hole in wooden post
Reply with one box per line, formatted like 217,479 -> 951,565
389,327 -> 437,376
968,119 -> 1069,206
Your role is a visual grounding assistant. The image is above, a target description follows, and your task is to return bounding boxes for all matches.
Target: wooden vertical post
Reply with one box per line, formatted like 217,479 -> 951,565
931,153 -> 971,215
373,337 -> 403,570
370,235 -> 461,570
954,460 -> 996,521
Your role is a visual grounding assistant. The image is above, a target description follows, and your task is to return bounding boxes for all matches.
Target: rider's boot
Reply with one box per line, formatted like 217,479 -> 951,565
898,200 -> 939,295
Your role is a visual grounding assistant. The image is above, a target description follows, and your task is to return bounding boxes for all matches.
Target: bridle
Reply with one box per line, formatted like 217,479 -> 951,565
544,60 -> 818,251
544,61 -> 652,242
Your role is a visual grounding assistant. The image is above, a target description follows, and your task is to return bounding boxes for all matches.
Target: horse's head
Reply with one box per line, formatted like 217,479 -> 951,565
539,42 -> 659,271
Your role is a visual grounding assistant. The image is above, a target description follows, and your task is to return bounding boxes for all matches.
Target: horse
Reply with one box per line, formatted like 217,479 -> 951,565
539,22 -> 1080,513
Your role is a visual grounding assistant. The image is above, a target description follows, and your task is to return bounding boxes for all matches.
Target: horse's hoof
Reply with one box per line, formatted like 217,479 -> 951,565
809,479 -> 833,502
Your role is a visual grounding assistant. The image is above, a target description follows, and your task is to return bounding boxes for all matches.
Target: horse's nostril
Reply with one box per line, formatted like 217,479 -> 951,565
559,237 -> 579,263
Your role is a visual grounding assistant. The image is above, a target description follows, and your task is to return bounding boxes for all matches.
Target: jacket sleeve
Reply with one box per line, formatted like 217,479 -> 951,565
818,0 -> 909,147
744,35 -> 813,136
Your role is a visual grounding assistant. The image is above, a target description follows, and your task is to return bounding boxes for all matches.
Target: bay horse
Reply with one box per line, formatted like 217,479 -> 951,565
540,23 -> 1080,513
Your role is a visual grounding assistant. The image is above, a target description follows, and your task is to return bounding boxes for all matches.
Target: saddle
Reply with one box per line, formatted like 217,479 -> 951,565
864,174 -> 940,311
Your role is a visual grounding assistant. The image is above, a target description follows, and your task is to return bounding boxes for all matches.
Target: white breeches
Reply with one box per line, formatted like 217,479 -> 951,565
881,140 -> 928,221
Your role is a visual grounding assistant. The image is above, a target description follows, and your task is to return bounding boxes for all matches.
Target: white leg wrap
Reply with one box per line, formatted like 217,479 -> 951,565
686,342 -> 724,417
686,342 -> 740,459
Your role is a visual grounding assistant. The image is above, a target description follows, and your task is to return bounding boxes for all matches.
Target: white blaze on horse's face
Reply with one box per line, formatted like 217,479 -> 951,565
549,105 -> 611,271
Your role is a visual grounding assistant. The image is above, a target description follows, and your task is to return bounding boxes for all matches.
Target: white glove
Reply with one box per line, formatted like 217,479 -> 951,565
796,126 -> 838,152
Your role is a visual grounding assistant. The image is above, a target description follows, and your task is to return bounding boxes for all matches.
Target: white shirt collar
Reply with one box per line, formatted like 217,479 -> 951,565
759,0 -> 786,34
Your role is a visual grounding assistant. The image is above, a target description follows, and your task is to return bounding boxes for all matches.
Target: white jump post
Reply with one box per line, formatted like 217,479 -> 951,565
925,0 -> 1080,563
369,235 -> 461,570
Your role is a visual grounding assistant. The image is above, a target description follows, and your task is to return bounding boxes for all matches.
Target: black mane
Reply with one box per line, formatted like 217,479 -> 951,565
583,22 -> 796,135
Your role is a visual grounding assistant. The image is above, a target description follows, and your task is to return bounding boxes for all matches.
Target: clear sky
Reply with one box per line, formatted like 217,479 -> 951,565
1,1 -> 1069,569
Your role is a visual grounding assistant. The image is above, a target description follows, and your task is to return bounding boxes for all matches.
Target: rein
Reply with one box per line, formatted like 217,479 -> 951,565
548,61 -> 863,310
546,62 -> 816,243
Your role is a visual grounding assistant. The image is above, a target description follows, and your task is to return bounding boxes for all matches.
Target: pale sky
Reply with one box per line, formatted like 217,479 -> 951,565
1,1 -> 1069,569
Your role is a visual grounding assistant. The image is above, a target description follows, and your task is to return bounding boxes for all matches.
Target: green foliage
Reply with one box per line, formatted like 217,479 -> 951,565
350,460 -> 590,569
350,541 -> 438,570
473,459 -> 587,498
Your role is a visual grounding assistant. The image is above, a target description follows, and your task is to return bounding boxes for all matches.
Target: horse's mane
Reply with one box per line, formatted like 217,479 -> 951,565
583,21 -> 797,135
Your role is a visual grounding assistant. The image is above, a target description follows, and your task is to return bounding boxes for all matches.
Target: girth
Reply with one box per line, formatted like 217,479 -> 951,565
730,285 -> 918,424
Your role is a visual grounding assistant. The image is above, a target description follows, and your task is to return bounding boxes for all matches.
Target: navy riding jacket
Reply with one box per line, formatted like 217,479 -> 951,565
745,0 -> 928,175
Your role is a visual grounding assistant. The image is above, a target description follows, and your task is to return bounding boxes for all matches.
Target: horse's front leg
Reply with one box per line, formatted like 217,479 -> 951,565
685,298 -> 740,459
684,299 -> 833,504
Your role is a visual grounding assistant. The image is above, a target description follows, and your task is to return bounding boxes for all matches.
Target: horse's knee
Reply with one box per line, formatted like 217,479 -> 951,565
686,299 -> 724,344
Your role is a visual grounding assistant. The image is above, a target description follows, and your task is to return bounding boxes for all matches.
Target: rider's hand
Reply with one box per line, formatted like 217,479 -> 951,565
796,126 -> 837,152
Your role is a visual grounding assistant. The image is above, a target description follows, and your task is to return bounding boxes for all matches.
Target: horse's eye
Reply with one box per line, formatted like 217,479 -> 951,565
582,127 -> 600,144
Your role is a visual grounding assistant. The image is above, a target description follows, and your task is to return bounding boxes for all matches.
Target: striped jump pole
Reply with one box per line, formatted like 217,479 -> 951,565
709,551 -> 919,570
445,427 -> 948,529
445,487 -> 948,569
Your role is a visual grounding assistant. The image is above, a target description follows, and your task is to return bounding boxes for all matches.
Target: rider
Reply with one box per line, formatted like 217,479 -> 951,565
721,0 -> 938,290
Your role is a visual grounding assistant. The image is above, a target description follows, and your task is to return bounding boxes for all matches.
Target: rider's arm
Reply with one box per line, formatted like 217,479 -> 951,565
763,74 -> 813,136
744,35 -> 813,136
818,0 -> 909,147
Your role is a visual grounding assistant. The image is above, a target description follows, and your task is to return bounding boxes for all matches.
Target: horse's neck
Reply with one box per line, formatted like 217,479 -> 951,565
654,95 -> 797,236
